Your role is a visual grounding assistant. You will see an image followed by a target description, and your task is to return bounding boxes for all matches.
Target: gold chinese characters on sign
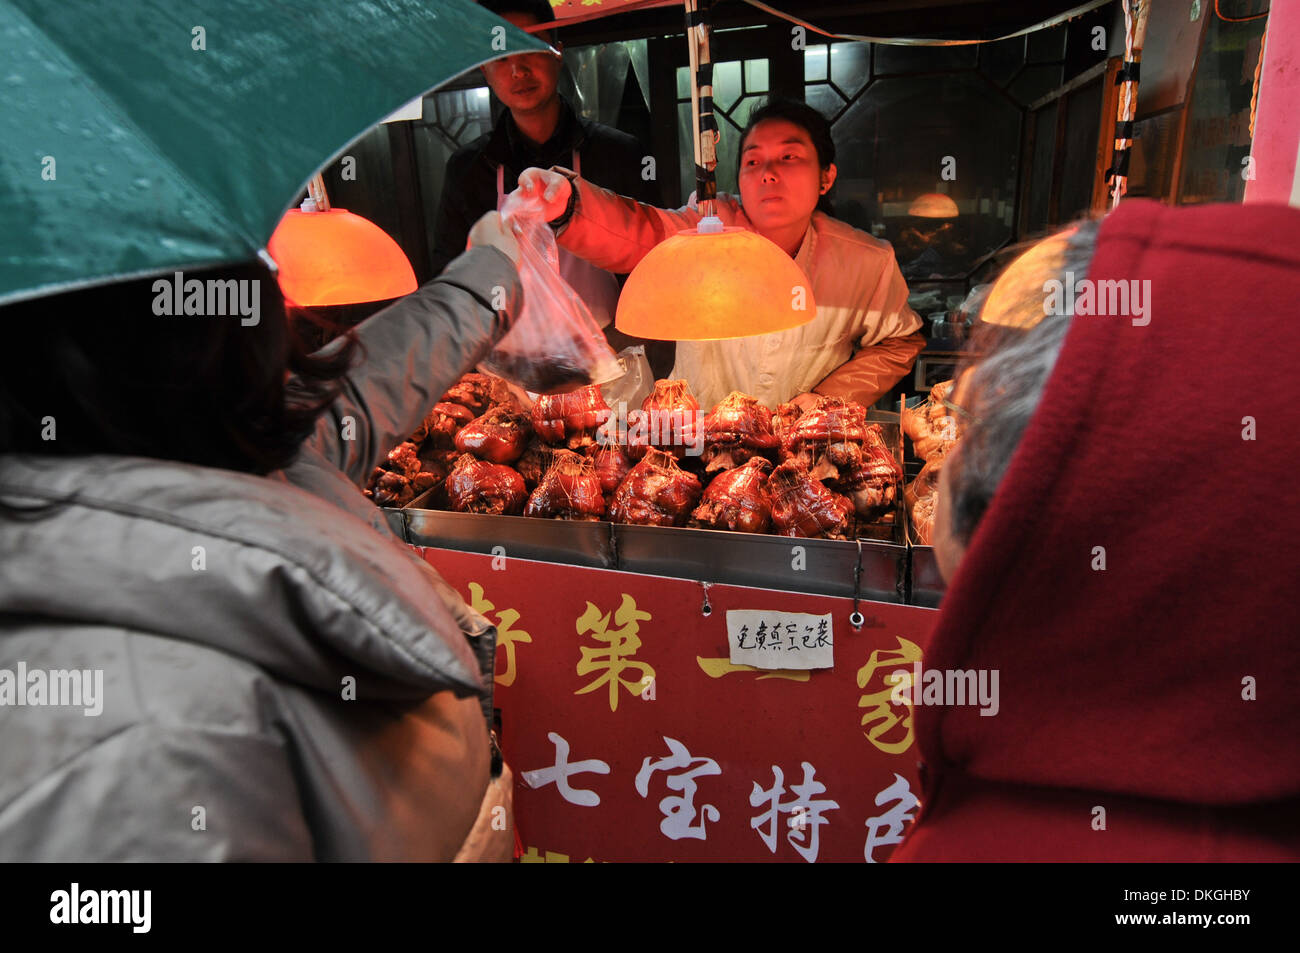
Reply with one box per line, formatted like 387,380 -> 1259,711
468,581 -> 532,687
856,636 -> 923,754
575,594 -> 655,712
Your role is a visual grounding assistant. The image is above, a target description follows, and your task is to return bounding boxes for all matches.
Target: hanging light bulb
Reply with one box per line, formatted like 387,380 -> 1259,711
614,0 -> 816,341
267,175 -> 417,307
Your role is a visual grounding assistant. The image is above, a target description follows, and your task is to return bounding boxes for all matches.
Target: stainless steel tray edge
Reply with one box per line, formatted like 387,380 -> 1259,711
909,544 -> 946,608
403,509 -> 615,568
394,507 -> 906,602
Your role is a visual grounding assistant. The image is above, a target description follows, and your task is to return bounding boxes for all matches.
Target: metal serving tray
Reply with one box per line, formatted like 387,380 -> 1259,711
909,545 -> 946,608
385,408 -> 915,603
395,509 -> 613,569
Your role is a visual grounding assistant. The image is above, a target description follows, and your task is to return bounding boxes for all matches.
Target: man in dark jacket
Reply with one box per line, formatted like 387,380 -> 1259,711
433,0 -> 670,372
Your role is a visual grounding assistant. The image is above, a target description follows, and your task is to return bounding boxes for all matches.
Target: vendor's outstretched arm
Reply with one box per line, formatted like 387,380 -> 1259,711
552,169 -> 708,274
302,246 -> 522,487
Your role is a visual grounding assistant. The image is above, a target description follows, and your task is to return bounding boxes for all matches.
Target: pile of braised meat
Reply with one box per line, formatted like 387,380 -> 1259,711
364,374 -> 904,539
362,372 -> 522,509
364,372 -> 618,517
901,379 -> 960,545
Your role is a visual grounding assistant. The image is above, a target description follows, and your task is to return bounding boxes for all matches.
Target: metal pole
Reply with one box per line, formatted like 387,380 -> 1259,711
1110,0 -> 1151,208
307,172 -> 331,212
684,0 -> 719,219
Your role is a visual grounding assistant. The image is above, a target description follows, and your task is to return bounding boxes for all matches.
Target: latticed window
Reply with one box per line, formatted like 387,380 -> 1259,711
801,29 -> 1069,291
675,38 -> 771,196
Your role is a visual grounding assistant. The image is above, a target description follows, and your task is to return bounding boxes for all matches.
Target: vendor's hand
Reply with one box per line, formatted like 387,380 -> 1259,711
467,211 -> 520,265
790,391 -> 822,413
516,167 -> 572,222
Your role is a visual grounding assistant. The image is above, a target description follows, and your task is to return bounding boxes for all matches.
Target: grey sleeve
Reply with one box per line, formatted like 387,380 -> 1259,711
0,723 -> 315,861
302,245 -> 522,488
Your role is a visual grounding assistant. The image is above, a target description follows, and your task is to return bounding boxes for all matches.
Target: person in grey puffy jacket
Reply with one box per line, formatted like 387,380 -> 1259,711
0,214 -> 522,861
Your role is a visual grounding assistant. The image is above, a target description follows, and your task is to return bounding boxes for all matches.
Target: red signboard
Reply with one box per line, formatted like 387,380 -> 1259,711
419,547 -> 938,863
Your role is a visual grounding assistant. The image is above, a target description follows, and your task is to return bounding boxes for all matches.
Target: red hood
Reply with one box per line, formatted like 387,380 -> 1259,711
895,199 -> 1300,861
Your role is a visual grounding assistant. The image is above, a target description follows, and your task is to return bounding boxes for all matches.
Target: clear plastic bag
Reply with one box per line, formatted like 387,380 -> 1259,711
481,191 -> 623,395
598,345 -> 653,410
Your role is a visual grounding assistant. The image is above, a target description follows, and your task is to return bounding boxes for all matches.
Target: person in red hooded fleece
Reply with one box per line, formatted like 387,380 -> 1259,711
891,199 -> 1300,862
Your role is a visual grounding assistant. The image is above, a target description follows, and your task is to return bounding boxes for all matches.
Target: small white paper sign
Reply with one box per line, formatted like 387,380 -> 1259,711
726,609 -> 834,671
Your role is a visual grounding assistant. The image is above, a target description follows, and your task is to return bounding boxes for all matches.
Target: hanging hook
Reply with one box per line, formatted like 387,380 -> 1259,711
850,538 -> 864,630
700,581 -> 713,617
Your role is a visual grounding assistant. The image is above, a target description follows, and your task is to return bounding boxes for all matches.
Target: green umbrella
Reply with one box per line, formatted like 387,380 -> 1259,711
0,0 -> 549,305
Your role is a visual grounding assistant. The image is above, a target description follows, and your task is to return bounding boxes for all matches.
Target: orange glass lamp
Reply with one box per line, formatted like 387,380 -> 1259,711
979,224 -> 1079,329
616,222 -> 815,340
907,192 -> 960,219
614,0 -> 815,342
267,177 -> 417,307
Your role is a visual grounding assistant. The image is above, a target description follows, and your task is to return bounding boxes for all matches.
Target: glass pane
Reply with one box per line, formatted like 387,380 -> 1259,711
1008,64 -> 1064,107
980,36 -> 1024,88
716,103 -> 748,133
626,39 -> 650,109
676,66 -> 690,100
595,44 -> 633,125
415,86 -> 497,273
324,123 -> 398,241
677,101 -> 696,204
1027,24 -> 1067,63
1058,81 -> 1104,221
1026,102 -> 1058,233
744,59 -> 769,94
559,47 -> 599,121
1126,110 -> 1181,200
873,43 -> 977,76
677,92 -> 761,201
829,74 -> 1021,280
829,42 -> 871,97
712,60 -> 742,112
559,42 -> 638,126
424,88 -> 493,148
804,44 -> 828,82
732,94 -> 765,129
805,83 -> 845,121
1178,10 -> 1267,204
716,95 -> 767,195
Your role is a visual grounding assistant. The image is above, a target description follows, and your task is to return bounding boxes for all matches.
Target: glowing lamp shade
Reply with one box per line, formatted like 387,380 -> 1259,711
615,227 -> 815,340
268,208 -> 417,307
907,193 -> 960,219
978,225 -> 1079,329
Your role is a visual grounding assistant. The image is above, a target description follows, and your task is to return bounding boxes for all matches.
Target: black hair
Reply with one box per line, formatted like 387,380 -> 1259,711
478,0 -> 556,28
737,97 -> 837,215
0,263 -> 359,476
286,298 -> 394,353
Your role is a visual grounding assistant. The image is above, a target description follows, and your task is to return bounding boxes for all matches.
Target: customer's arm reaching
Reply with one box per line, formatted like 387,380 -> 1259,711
301,215 -> 523,488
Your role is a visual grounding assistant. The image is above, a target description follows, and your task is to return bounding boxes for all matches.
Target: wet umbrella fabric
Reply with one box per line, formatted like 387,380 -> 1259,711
0,0 -> 548,305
